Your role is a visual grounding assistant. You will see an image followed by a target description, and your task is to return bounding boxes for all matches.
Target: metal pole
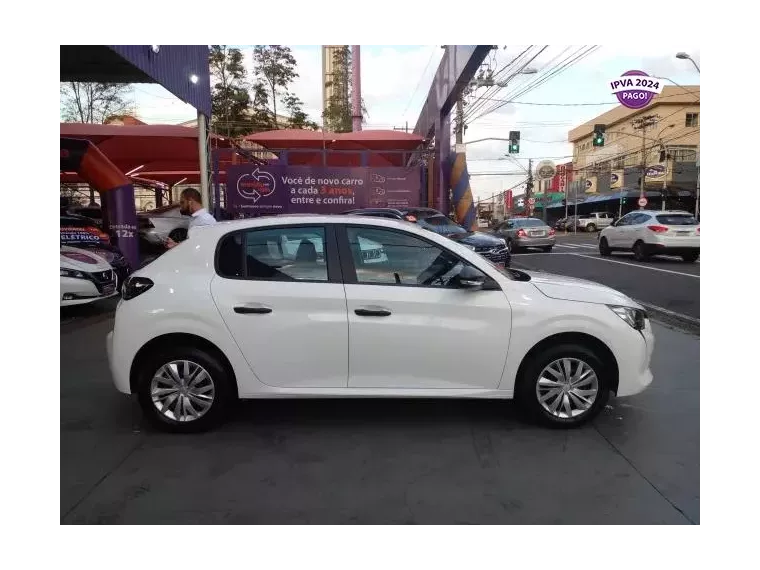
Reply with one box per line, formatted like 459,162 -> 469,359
662,146 -> 667,211
639,131 -> 646,209
573,180 -> 578,234
692,70 -> 705,223
526,158 -> 533,216
197,111 -> 210,211
351,45 -> 362,132
455,98 -> 464,144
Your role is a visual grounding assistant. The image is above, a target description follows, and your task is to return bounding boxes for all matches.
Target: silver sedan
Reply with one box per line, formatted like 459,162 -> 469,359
494,217 -> 556,253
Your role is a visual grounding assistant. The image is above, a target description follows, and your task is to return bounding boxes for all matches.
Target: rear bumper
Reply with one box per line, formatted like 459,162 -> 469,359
644,243 -> 700,256
515,236 -> 556,248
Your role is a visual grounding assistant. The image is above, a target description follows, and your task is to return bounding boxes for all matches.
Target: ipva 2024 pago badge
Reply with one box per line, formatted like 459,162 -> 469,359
610,70 -> 664,109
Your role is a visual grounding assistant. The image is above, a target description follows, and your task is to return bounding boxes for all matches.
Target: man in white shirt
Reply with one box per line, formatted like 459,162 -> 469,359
166,188 -> 217,248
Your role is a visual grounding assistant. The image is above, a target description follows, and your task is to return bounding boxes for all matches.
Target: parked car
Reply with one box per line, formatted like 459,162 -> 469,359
60,245 -> 118,306
343,208 -> 511,267
60,215 -> 132,288
494,217 -> 556,253
108,215 -> 654,433
138,204 -> 190,248
598,210 -> 700,262
575,212 -> 614,233
554,217 -> 567,230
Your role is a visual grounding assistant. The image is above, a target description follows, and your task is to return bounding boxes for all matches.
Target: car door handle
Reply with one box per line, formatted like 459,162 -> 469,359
234,304 -> 272,314
354,306 -> 392,317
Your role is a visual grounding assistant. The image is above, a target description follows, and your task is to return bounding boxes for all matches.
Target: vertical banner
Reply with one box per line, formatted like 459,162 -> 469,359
505,189 -> 513,211
226,165 -> 422,216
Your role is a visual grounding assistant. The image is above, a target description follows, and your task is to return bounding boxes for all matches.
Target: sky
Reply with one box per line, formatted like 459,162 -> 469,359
132,45 -> 700,202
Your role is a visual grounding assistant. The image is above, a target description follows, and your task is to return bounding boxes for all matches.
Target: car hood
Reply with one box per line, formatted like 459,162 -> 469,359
525,270 -> 641,308
60,245 -> 112,271
447,231 -> 505,247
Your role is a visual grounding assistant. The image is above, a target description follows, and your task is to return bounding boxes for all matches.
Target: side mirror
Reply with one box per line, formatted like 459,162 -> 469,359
455,265 -> 485,289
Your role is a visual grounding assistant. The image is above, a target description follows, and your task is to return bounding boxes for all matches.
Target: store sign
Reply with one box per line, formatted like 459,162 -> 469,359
535,160 -> 557,180
645,164 -> 667,179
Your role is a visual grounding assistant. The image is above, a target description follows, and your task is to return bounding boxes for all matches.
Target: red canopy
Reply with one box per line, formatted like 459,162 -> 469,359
60,123 -> 233,185
242,129 -> 424,167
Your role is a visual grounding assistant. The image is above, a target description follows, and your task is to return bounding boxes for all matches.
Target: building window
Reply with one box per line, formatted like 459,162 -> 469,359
685,113 -> 699,127
669,146 -> 698,162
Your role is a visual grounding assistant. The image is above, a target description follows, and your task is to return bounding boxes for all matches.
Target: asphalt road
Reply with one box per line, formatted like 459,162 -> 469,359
61,317 -> 699,524
510,233 -> 700,320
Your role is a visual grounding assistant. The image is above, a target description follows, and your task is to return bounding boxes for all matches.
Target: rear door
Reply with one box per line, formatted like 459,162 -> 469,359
210,224 -> 349,388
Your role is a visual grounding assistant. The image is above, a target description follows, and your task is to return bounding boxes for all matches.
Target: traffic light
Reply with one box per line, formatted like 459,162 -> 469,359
592,124 -> 605,147
508,130 -> 520,154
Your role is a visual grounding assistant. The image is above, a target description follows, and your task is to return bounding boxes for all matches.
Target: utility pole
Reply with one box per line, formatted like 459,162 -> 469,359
632,114 -> 659,209
527,160 -> 534,216
455,98 -> 464,144
661,143 -> 668,211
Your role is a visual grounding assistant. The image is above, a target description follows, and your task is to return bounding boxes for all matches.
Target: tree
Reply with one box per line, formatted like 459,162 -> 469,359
209,45 -> 251,138
253,45 -> 298,128
322,46 -> 367,132
60,82 -> 134,123
283,93 -> 318,130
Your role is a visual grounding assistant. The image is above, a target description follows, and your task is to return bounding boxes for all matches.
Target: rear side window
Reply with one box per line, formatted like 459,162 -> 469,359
655,214 -> 698,226
515,218 -> 545,227
217,226 -> 328,282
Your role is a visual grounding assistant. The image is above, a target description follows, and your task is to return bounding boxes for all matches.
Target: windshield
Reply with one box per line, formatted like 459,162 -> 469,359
417,215 -> 467,235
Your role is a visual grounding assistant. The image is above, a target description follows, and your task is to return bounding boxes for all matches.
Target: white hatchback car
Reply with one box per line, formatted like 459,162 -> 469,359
598,210 -> 700,262
108,216 -> 655,433
61,245 -> 117,306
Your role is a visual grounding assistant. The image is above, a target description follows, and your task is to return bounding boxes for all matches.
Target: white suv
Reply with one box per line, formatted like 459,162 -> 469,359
108,216 -> 654,432
598,210 -> 700,262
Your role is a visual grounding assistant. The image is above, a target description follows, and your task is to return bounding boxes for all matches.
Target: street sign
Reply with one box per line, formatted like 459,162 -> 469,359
528,197 -> 536,205
638,197 -> 648,207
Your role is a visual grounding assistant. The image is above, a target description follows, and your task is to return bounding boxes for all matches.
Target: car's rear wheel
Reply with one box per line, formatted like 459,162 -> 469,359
599,237 -> 611,256
541,246 -> 553,253
507,239 -> 518,253
516,344 -> 610,428
682,251 -> 699,263
136,345 -> 235,433
586,223 -> 596,233
633,240 -> 649,261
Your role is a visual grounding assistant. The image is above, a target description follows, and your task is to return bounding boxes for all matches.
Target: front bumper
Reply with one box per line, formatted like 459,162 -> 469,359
60,270 -> 117,306
475,246 -> 511,266
615,320 -> 655,397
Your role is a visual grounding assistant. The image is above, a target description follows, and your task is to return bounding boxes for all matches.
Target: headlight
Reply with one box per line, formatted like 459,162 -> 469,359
608,305 -> 647,330
60,268 -> 86,279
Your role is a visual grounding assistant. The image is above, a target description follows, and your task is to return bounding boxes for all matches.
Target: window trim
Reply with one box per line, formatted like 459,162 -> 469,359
335,223 -> 502,290
213,223 -> 343,284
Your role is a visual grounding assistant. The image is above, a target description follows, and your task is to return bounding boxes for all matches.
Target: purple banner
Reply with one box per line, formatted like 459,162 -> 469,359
103,184 -> 139,270
226,165 -> 422,217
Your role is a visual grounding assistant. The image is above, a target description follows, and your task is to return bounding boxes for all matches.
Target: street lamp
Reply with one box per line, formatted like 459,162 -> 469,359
676,51 -> 705,221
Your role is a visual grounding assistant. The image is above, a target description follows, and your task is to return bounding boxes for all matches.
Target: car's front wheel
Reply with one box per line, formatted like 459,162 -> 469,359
599,237 -> 611,256
516,344 -> 610,428
136,345 -> 235,433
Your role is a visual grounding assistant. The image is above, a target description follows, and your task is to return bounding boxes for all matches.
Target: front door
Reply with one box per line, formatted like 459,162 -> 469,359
339,225 -> 512,390
210,225 -> 348,388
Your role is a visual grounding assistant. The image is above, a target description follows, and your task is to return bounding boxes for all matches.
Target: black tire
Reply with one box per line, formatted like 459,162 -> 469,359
586,223 -> 596,233
515,343 -> 611,428
507,239 -> 518,254
681,252 -> 699,263
633,240 -> 649,262
168,227 -> 188,243
136,345 -> 236,433
541,246 -> 553,253
599,237 -> 611,257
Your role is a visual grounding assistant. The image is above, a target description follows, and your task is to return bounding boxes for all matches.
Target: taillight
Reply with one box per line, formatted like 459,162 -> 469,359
697,227 -> 700,234
549,228 -> 556,236
516,229 -> 527,237
122,276 -> 154,300
647,225 -> 669,233
404,215 -> 417,222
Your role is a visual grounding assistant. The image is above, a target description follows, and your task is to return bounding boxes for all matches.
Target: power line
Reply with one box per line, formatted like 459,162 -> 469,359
401,45 -> 439,119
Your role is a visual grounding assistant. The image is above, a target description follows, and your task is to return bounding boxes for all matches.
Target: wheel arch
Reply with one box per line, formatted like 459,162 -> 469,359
129,332 -> 238,397
515,332 -> 619,394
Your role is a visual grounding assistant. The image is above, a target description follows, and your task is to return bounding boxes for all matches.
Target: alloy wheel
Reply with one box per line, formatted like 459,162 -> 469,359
535,358 -> 599,419
150,360 -> 215,422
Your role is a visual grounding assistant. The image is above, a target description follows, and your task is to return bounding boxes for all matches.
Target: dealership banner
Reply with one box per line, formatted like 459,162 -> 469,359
226,165 -> 422,216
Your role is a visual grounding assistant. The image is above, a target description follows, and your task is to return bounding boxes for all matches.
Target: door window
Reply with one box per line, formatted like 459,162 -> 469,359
216,226 -> 329,282
346,226 -> 477,287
